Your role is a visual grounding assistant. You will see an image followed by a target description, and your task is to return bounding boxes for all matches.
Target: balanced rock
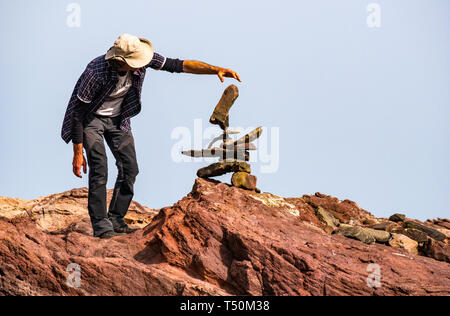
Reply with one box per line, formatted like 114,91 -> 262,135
209,84 -> 239,130
389,213 -> 406,222
197,159 -> 251,178
222,127 -> 262,148
389,233 -> 419,255
404,221 -> 447,242
182,148 -> 249,161
231,172 -> 257,191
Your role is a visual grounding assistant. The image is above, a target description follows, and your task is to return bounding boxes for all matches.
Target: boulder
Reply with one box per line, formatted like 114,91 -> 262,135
389,213 -> 406,222
363,227 -> 391,243
231,172 -> 257,191
389,233 -> 419,255
336,224 -> 376,244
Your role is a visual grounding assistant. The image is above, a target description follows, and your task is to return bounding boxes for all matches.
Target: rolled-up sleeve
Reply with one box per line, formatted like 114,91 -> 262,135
146,52 -> 184,73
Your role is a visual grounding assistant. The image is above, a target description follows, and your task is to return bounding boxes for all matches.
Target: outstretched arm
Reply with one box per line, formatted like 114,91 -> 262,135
182,60 -> 241,83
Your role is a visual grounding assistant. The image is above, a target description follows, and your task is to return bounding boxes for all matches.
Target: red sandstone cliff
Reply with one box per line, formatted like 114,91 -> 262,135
0,178 -> 449,296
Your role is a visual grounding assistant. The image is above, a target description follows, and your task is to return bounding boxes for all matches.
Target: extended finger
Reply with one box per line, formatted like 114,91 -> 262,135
218,72 -> 224,82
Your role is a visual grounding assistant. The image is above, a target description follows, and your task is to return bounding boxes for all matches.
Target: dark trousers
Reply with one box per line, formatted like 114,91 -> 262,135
82,113 -> 139,237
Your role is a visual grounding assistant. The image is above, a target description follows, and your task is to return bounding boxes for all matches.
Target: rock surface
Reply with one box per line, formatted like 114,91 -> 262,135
0,179 -> 449,296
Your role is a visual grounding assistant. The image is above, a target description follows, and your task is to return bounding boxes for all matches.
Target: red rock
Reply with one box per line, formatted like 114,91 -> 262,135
0,179 -> 449,296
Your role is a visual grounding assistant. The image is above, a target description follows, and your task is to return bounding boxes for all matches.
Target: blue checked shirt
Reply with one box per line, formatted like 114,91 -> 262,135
61,53 -> 183,144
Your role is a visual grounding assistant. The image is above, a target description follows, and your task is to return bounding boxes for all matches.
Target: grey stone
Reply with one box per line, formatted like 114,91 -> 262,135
389,213 -> 406,222
336,224 -> 376,245
337,224 -> 390,244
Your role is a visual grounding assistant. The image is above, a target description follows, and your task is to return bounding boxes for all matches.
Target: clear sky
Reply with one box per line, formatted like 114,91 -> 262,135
0,1 -> 449,221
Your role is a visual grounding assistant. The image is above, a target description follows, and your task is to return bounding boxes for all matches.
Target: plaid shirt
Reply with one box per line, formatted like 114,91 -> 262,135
61,52 -> 172,144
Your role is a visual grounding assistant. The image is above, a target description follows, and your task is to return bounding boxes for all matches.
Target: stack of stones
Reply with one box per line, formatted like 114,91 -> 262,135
182,85 -> 262,192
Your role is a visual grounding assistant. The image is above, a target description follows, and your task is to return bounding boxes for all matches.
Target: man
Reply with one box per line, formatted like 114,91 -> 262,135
61,34 -> 241,239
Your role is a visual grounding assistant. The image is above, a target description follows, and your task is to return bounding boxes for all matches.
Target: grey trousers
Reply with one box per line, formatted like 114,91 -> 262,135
82,113 -> 139,237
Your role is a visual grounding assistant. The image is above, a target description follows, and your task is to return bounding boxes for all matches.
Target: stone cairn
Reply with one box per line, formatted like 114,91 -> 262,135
182,85 -> 262,192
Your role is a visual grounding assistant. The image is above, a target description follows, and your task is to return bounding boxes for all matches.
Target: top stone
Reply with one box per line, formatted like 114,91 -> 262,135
209,85 -> 239,130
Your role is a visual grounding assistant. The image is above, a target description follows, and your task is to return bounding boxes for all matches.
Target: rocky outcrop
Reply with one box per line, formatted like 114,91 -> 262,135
0,179 -> 449,296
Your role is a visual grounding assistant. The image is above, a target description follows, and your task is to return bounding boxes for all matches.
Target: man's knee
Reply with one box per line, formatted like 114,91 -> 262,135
126,165 -> 139,180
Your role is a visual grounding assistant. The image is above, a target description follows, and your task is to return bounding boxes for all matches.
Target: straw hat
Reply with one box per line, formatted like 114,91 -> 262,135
105,34 -> 154,68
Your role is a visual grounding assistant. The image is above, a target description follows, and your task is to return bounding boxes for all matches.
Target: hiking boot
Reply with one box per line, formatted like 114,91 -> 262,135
114,225 -> 140,234
98,230 -> 124,239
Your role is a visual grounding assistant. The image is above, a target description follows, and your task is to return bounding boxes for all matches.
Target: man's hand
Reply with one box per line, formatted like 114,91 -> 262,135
72,143 -> 87,178
182,60 -> 241,83
217,68 -> 241,83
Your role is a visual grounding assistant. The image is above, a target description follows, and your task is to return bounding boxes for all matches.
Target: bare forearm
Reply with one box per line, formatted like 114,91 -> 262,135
182,60 -> 219,75
73,143 -> 83,156
182,60 -> 241,82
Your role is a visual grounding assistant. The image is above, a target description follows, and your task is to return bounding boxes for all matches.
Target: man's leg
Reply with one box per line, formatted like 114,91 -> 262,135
83,114 -> 114,237
104,116 -> 139,230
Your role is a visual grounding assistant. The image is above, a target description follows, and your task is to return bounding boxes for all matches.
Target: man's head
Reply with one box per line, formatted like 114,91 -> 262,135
105,33 -> 154,70
107,59 -> 139,72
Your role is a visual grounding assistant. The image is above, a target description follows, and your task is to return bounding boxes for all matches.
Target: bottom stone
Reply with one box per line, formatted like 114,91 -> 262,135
197,159 -> 251,178
231,172 -> 257,191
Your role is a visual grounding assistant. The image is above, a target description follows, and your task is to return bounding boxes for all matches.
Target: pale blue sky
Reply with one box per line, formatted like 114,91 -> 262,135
0,1 -> 449,221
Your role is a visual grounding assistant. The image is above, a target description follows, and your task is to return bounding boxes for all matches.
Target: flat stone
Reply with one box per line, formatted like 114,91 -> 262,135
404,221 -> 447,241
222,127 -> 263,148
182,148 -> 249,161
197,160 -> 251,178
389,233 -> 419,255
231,172 -> 257,191
209,84 -> 239,130
316,207 -> 339,229
389,213 -> 406,222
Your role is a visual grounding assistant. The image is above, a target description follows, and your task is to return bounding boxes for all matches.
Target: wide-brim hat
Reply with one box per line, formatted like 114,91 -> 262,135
105,33 -> 154,68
